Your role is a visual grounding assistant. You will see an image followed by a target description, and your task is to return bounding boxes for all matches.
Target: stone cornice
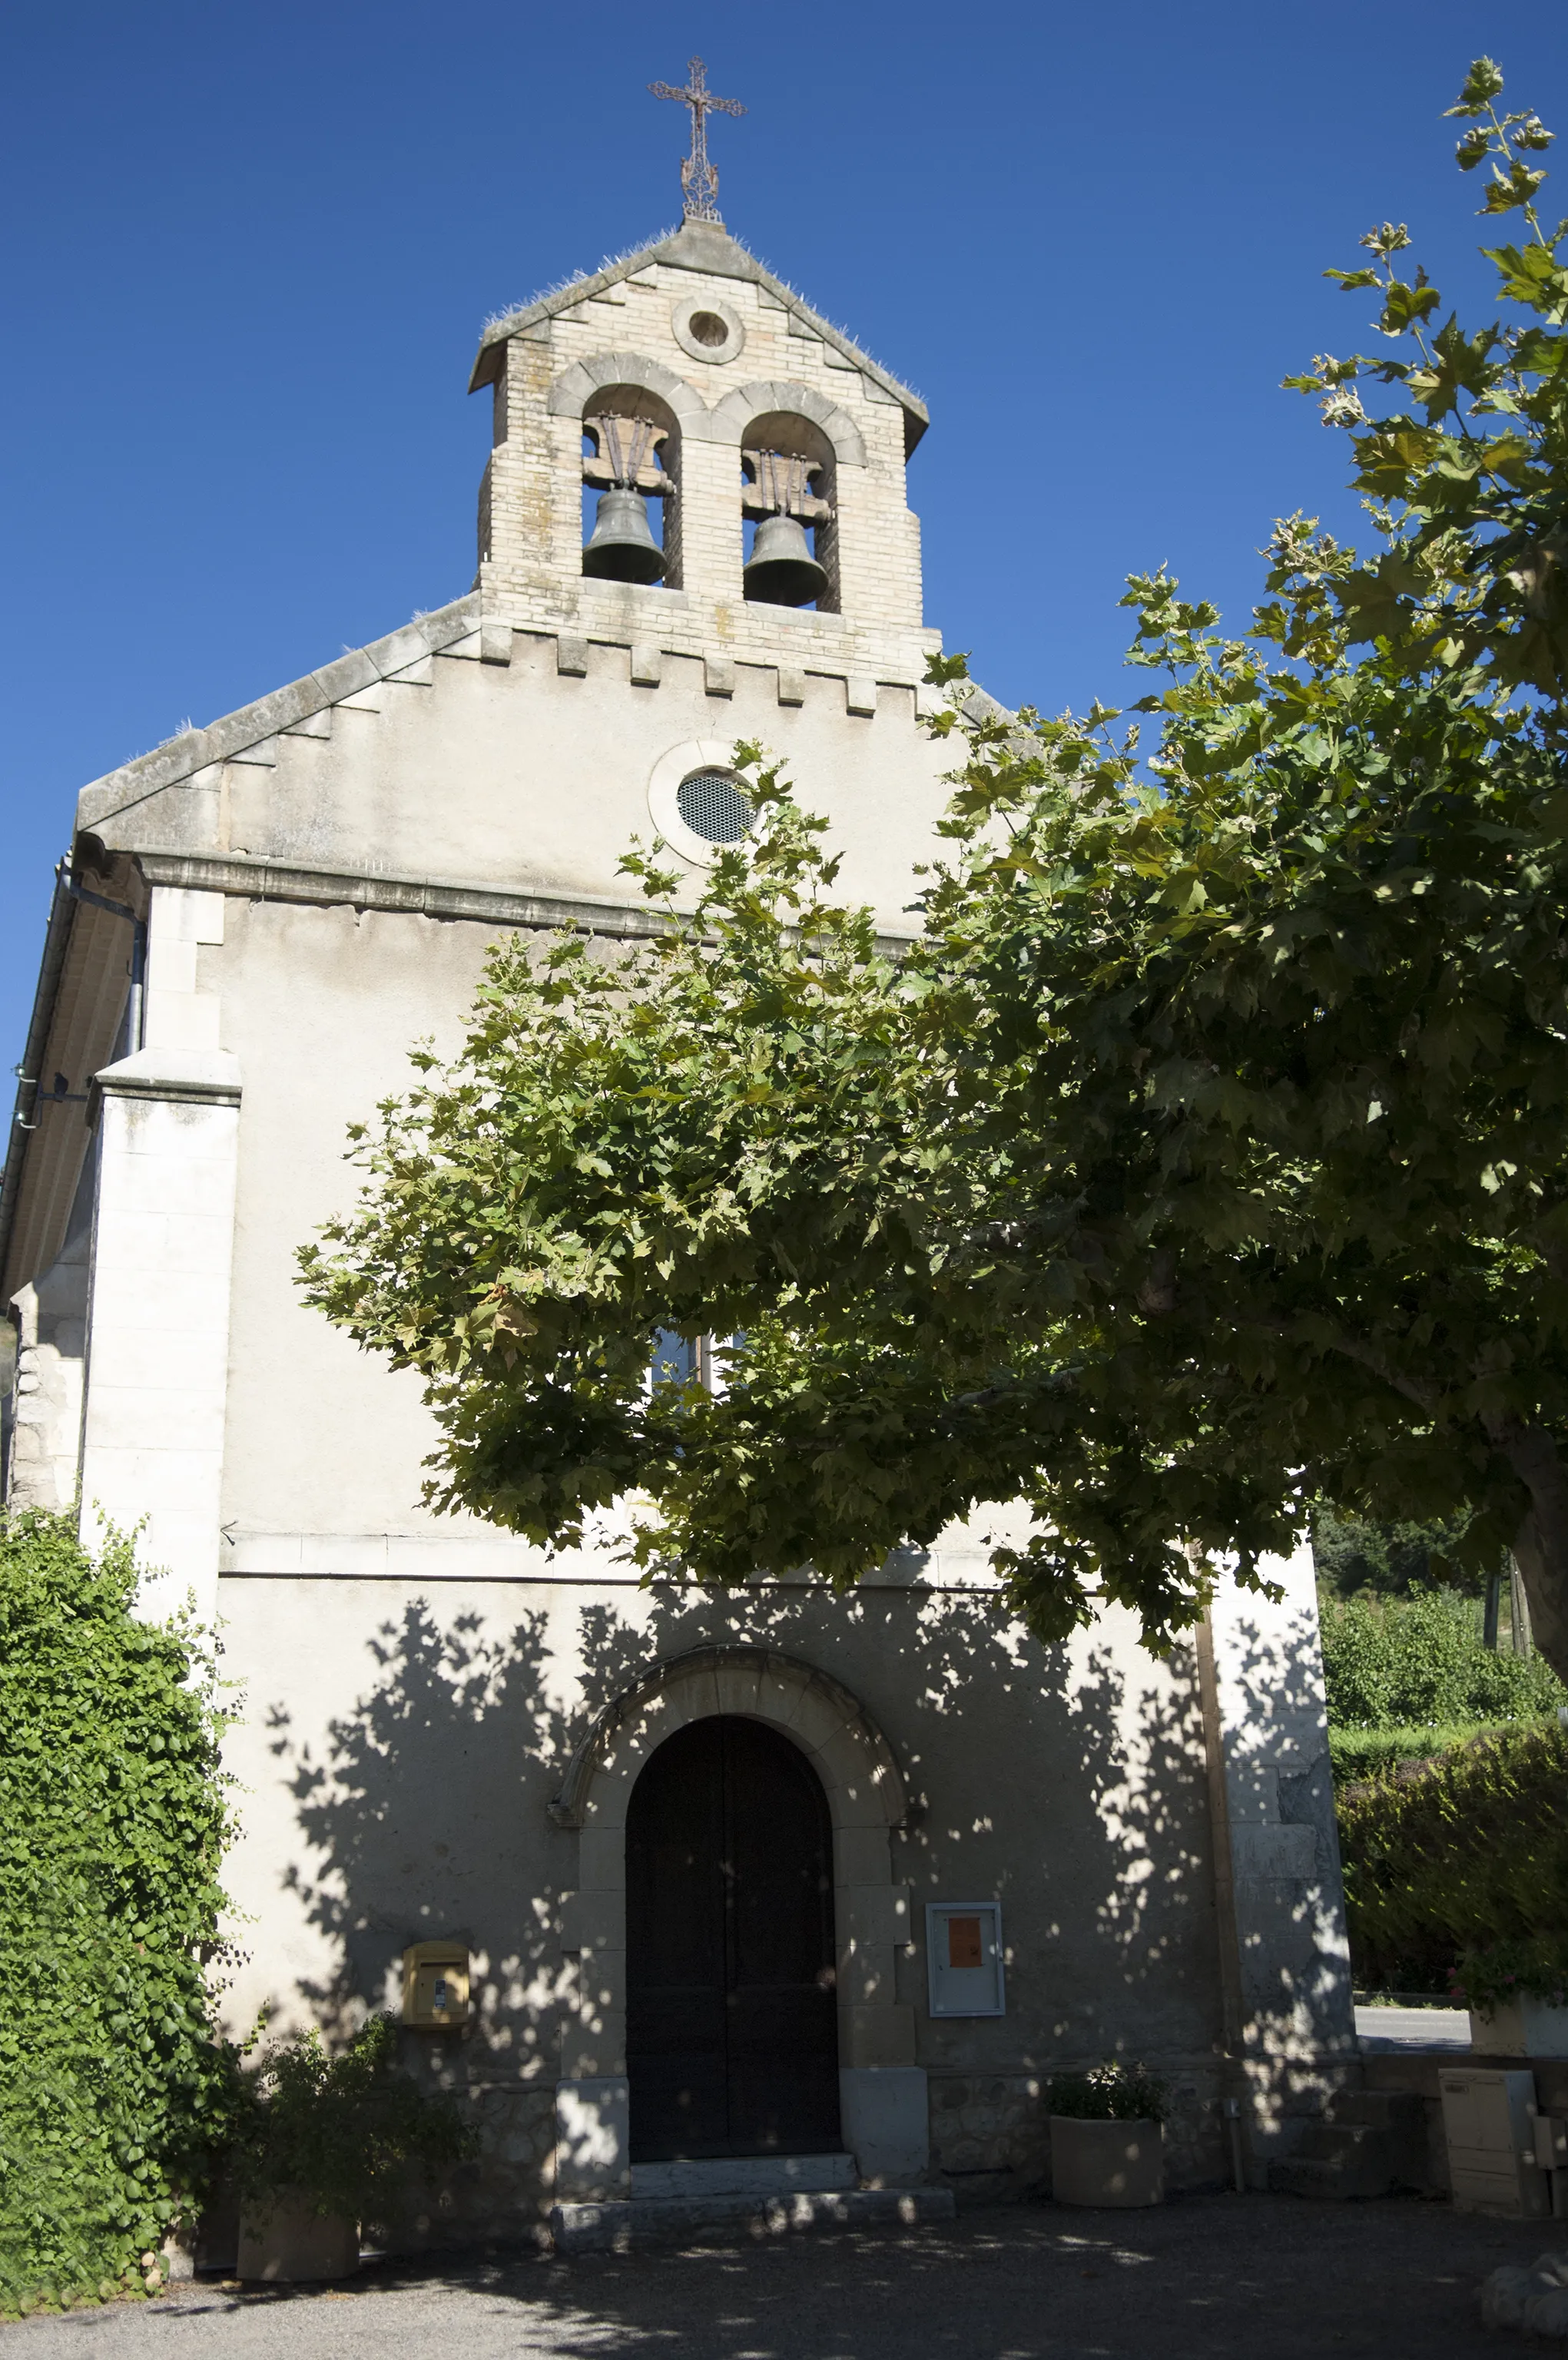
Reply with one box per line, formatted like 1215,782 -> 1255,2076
134,853 -> 691,939
133,851 -> 918,955
93,1046 -> 242,1108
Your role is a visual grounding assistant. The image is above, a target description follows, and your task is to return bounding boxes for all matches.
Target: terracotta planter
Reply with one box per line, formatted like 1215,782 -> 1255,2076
1049,2115 -> 1165,2208
1470,1999 -> 1568,2058
236,2198 -> 359,2282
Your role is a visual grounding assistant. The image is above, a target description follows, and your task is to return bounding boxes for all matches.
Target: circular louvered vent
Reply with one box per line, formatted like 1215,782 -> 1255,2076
676,768 -> 752,844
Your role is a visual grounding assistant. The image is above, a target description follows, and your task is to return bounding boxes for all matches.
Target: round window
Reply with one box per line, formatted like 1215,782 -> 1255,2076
675,768 -> 752,844
671,295 -> 745,364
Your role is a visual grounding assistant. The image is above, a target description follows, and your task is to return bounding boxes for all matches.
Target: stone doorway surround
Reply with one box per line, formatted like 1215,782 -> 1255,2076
549,1645 -> 927,2199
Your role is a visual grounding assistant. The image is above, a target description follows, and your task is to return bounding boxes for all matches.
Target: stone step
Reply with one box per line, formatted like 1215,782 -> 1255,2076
550,2186 -> 956,2255
631,2153 -> 856,2200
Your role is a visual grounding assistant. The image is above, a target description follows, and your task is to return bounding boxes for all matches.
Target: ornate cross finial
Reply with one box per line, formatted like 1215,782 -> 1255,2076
649,57 -> 745,225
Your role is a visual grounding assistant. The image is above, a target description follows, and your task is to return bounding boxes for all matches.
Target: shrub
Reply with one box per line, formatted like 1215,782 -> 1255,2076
1047,2063 -> 1170,2123
1338,1719 -> 1568,1993
0,1511 -> 237,2315
1319,1588 -> 1564,1730
1328,1719 -> 1540,1785
233,2015 -> 475,2225
1448,1935 -> 1568,2013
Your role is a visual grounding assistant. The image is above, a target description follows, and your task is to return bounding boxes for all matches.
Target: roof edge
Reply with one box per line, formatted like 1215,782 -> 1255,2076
469,223 -> 929,450
76,592 -> 482,834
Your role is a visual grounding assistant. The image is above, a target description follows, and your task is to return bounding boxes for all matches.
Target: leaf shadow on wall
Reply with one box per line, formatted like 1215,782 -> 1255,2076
258,1573 -> 1225,2230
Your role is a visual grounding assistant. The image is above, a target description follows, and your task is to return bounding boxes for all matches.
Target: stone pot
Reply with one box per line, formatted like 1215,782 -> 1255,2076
1049,2115 -> 1165,2208
1470,1998 -> 1568,2058
236,2197 -> 360,2282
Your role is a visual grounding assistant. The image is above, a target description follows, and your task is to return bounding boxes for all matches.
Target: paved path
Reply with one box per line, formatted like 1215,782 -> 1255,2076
5,2195 -> 1560,2359
1354,2004 -> 1470,2050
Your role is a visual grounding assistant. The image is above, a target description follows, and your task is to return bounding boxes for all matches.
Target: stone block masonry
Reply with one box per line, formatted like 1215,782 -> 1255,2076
476,237 -> 939,706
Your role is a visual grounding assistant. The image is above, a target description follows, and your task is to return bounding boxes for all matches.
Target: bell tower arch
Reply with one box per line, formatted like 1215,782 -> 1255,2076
468,216 -> 939,701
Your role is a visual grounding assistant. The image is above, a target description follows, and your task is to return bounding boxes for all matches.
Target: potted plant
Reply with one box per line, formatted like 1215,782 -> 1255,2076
1047,2062 -> 1169,2208
1450,1942 -> 1568,2059
231,2014 -> 475,2281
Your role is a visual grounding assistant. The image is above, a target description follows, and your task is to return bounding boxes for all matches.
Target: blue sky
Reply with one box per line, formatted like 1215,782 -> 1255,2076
3,1 -> 1563,1070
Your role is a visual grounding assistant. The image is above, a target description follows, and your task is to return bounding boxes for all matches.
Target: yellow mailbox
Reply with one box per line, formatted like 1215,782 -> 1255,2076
401,1940 -> 470,2028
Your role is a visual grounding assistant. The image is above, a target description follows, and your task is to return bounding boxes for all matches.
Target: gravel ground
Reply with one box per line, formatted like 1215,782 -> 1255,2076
5,2193 -> 1556,2359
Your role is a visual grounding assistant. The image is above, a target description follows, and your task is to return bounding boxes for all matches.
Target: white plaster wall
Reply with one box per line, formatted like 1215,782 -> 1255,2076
187,738 -> 1231,2175
214,895 -> 509,1547
76,889 -> 240,1625
214,1571 -> 1222,2100
209,644 -> 953,937
78,1067 -> 239,1628
1206,1546 -> 1357,2157
5,1168 -> 93,1510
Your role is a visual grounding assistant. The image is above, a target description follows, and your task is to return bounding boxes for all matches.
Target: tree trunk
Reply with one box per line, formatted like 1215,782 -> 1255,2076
1503,1424 -> 1568,1685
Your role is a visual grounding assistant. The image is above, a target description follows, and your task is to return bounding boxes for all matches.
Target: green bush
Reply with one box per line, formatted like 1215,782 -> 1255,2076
1047,2063 -> 1170,2123
1328,1719 -> 1540,1785
1319,1588 -> 1564,1730
1449,1935 -> 1568,2012
1337,1720 -> 1568,1994
0,1511 -> 237,2315
234,2015 -> 474,2225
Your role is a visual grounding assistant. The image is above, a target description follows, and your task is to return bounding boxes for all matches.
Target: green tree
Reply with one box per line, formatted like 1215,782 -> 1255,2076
301,65 -> 1568,1678
1311,1506 -> 1477,1598
0,1511 -> 237,2313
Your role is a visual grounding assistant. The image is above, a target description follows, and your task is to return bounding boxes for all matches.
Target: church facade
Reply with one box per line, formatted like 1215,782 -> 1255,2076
1,163 -> 1357,2239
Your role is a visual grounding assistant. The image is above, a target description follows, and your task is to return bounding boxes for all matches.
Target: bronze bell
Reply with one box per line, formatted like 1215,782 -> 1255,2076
582,487 -> 666,585
743,512 -> 828,607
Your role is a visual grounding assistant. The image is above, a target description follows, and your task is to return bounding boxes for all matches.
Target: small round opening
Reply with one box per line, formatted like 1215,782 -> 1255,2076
688,310 -> 729,349
676,768 -> 752,844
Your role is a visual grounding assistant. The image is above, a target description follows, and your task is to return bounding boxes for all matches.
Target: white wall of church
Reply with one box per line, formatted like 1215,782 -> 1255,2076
215,1566 -> 1228,2221
213,638 -> 954,939
197,854 -> 1244,2215
108,645 -> 1351,2220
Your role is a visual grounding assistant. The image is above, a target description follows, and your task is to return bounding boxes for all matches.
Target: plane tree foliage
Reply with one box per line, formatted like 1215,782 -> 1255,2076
300,64 -> 1568,1675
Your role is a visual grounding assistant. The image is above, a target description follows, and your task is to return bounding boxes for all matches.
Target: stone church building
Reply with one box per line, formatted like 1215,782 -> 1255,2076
2,131 -> 1356,2239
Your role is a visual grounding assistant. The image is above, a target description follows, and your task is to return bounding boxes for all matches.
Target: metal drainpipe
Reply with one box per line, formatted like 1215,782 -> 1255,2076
68,879 -> 147,1052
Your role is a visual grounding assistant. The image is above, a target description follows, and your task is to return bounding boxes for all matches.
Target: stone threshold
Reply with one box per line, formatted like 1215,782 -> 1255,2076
550,2186 -> 955,2254
632,2152 -> 855,2199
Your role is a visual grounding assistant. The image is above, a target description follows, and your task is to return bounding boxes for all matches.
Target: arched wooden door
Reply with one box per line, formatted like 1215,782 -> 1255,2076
625,1715 -> 840,2160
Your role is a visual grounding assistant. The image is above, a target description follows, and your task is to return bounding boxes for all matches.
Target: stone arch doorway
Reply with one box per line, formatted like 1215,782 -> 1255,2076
549,1646 -> 930,2201
626,1715 -> 840,2161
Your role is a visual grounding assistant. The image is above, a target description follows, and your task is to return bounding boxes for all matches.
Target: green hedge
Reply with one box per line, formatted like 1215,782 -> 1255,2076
1319,1588 -> 1564,1729
0,1511 -> 236,2315
1337,1719 -> 1568,1994
1328,1719 -> 1531,1785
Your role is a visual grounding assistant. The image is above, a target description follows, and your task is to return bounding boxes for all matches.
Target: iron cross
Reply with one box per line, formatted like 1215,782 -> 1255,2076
648,57 -> 745,225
